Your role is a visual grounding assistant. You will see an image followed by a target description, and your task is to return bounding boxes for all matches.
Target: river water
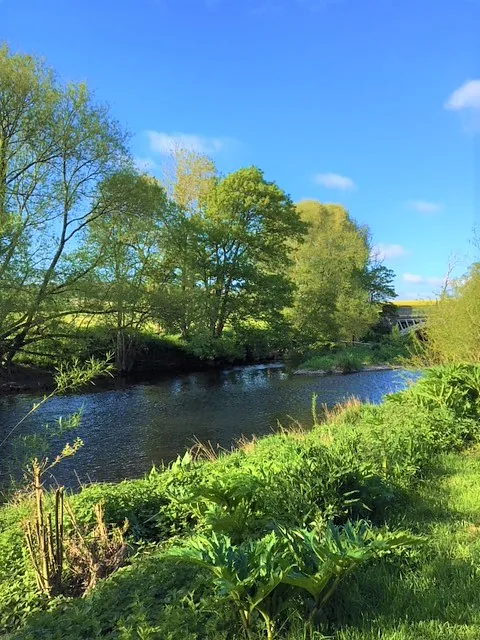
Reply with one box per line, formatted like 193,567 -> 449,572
0,365 -> 415,487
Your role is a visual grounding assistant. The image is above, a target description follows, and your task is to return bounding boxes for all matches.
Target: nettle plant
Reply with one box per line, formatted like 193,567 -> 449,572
167,467 -> 269,543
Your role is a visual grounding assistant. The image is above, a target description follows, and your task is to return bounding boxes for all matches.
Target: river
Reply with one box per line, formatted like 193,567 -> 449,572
0,365 -> 415,488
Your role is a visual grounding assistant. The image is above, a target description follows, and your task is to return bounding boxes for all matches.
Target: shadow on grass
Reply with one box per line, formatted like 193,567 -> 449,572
327,451 -> 480,637
11,554 -> 234,640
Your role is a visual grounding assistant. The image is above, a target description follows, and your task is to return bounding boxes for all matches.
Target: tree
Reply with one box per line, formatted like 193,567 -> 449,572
157,148 -> 217,338
193,167 -> 305,341
0,45 -> 127,368
364,263 -> 396,304
86,171 -> 171,373
418,262 -> 480,364
289,200 -> 380,343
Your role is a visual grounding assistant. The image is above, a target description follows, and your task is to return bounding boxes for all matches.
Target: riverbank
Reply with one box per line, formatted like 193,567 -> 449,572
0,364 -> 54,395
294,338 -> 412,376
0,355 -> 283,396
0,326 -> 287,395
1,364 -> 480,638
294,364 -> 401,375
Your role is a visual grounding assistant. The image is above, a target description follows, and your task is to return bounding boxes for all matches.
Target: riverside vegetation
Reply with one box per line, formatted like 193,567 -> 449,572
1,363 -> 480,638
0,45 -> 397,384
293,332 -> 411,375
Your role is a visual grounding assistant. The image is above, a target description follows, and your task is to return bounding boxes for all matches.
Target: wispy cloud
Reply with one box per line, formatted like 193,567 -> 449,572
372,243 -> 409,261
445,80 -> 480,132
408,200 -> 443,215
313,172 -> 355,190
403,273 -> 444,287
146,130 -> 237,155
445,80 -> 480,111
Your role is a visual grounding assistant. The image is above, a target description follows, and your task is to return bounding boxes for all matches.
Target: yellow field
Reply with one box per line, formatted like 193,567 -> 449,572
394,299 -> 436,308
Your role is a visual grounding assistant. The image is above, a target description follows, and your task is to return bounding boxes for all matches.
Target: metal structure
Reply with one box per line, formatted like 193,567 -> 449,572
395,306 -> 427,335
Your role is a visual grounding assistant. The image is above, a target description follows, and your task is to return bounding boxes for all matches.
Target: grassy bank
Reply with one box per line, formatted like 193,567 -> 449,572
295,336 -> 411,374
332,447 -> 480,640
1,365 -> 480,638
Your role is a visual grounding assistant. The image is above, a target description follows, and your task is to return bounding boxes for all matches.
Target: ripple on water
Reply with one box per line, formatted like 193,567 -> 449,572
0,366 -> 418,486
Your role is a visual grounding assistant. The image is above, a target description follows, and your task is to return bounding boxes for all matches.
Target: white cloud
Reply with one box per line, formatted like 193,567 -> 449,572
402,273 -> 422,284
147,130 -> 235,155
445,80 -> 480,111
403,273 -> 444,286
408,200 -> 442,215
134,156 -> 159,172
372,243 -> 409,261
313,172 -> 355,190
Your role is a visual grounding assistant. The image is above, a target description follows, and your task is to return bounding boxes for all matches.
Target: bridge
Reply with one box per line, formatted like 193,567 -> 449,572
395,307 -> 427,336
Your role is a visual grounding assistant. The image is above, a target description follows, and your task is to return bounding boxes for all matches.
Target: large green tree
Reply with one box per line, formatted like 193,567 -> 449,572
85,171 -> 171,373
157,148 -> 217,338
192,167 -> 305,342
289,200 -> 384,343
0,45 -> 127,367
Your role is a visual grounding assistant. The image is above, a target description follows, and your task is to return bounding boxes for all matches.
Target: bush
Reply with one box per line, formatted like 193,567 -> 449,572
335,352 -> 364,373
299,351 -> 364,373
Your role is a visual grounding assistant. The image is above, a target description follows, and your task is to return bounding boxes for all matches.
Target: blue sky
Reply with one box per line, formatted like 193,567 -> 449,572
2,0 -> 479,299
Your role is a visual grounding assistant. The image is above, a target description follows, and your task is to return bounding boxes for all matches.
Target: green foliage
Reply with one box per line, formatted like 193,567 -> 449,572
388,364 -> 480,428
163,522 -> 420,638
170,471 -> 269,543
297,338 -> 411,373
334,352 -> 365,373
187,328 -> 245,361
164,531 -> 285,638
8,447 -> 480,639
281,520 -> 422,621
289,201 -> 386,345
0,45 -> 127,367
2,365 -> 480,637
85,171 -> 171,374
417,263 -> 480,365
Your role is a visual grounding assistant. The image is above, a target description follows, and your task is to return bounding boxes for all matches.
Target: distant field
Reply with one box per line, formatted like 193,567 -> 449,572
394,299 -> 436,308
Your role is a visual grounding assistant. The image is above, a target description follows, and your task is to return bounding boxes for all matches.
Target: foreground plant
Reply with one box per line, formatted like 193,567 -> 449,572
63,500 -> 128,596
6,357 -> 117,598
24,452 -> 80,597
163,521 -> 423,639
281,520 -> 423,634
163,531 -> 285,639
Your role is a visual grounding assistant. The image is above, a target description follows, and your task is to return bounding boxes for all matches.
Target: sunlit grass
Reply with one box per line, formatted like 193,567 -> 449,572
325,446 -> 480,640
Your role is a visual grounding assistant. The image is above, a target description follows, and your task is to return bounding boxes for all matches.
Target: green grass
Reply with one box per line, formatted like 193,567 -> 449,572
8,448 -> 480,639
394,300 -> 437,308
299,351 -> 365,373
329,448 -> 480,640
298,339 -> 411,373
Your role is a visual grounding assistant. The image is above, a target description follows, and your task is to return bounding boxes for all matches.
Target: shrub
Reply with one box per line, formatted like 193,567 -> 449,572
335,352 -> 364,373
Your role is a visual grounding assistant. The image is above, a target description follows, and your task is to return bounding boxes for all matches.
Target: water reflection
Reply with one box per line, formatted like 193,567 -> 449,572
0,365 -> 417,487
